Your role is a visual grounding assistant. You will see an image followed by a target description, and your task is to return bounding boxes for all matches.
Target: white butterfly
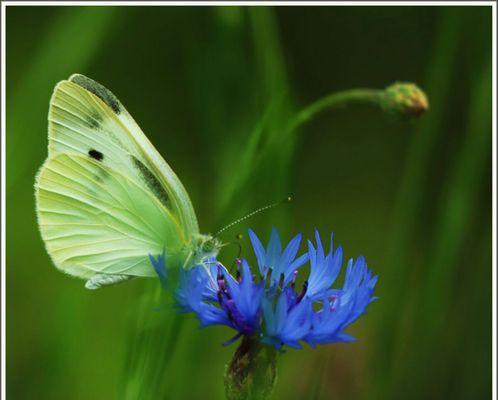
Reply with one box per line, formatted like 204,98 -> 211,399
35,74 -> 221,289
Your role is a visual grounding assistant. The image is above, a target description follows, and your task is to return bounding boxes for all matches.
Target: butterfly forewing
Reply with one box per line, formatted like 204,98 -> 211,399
48,74 -> 199,239
36,154 -> 186,279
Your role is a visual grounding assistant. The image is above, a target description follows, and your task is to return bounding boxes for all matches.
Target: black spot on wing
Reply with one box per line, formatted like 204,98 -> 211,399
89,149 -> 104,161
71,75 -> 121,115
131,156 -> 170,207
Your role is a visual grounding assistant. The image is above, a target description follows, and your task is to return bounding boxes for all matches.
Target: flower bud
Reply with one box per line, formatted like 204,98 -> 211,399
380,82 -> 429,118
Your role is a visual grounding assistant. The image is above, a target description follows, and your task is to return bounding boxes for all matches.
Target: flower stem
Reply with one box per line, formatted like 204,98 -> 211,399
287,88 -> 382,134
287,82 -> 429,135
224,336 -> 277,400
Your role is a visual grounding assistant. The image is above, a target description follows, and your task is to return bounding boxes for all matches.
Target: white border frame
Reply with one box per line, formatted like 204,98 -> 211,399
492,3 -> 496,400
1,2 -> 495,400
0,1 -> 496,5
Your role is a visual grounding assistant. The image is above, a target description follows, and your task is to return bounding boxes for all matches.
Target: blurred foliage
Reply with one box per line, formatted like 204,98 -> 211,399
6,5 -> 492,400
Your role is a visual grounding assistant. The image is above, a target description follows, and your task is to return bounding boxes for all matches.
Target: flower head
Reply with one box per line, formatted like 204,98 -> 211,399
154,228 -> 378,350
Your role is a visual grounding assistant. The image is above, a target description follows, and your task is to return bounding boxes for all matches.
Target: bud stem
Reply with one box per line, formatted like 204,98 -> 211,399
224,336 -> 277,400
287,88 -> 382,133
287,82 -> 428,134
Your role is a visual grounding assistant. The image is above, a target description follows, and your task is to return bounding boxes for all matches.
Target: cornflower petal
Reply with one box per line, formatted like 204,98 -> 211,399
306,231 -> 343,300
249,228 -> 308,287
248,229 -> 267,276
266,228 -> 282,270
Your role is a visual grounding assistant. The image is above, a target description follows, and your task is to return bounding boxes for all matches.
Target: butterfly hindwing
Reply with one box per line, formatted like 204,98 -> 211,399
35,153 -> 187,286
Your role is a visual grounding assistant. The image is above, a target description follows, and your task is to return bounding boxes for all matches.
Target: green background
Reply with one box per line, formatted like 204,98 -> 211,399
6,6 -> 492,400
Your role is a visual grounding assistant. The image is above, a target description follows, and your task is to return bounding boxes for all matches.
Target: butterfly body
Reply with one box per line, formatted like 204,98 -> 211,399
35,74 -> 221,289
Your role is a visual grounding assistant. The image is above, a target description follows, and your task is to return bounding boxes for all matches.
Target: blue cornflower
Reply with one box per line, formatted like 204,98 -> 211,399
154,228 -> 378,350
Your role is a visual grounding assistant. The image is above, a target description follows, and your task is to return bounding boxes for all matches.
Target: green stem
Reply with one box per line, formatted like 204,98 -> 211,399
286,88 -> 382,134
287,81 -> 428,138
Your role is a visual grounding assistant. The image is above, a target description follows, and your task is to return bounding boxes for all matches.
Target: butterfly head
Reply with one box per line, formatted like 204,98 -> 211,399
191,234 -> 222,268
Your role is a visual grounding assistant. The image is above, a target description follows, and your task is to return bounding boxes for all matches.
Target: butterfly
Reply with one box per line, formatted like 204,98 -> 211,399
35,74 -> 222,289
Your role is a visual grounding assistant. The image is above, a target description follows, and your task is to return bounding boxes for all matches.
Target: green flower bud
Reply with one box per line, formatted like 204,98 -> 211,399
224,336 -> 277,400
380,82 -> 429,118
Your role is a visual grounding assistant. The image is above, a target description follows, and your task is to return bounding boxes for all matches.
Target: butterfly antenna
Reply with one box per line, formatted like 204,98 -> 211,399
214,196 -> 292,237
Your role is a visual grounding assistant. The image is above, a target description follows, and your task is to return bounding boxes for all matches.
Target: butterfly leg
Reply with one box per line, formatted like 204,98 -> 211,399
182,251 -> 194,269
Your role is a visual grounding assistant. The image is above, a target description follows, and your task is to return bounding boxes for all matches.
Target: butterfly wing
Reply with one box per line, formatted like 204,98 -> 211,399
36,153 -> 187,288
48,74 -> 199,239
36,74 -> 202,287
